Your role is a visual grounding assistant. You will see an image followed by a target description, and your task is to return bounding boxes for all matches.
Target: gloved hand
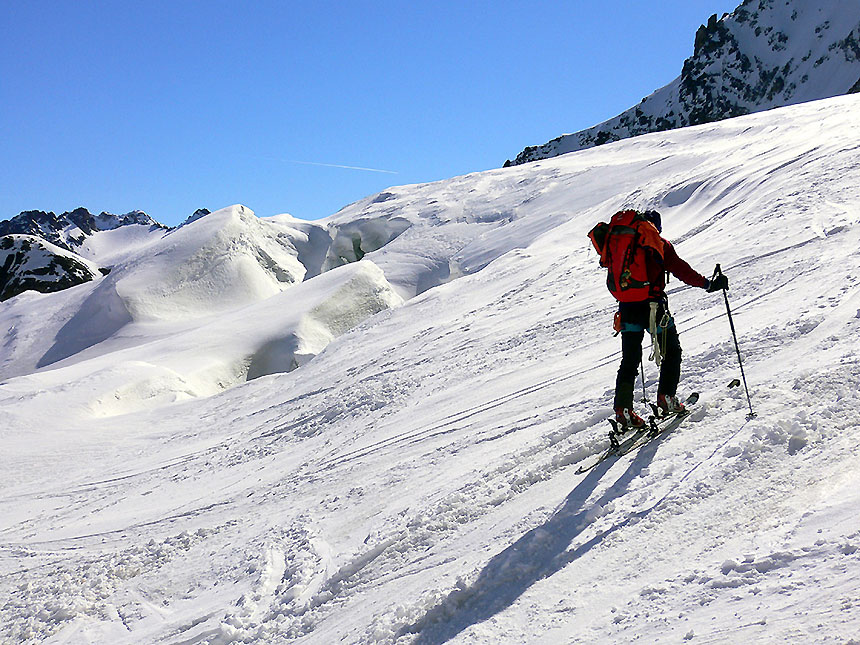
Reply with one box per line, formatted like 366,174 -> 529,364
706,274 -> 729,292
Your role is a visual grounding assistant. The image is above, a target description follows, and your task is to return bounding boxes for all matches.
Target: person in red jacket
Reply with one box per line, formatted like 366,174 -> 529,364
614,210 -> 727,429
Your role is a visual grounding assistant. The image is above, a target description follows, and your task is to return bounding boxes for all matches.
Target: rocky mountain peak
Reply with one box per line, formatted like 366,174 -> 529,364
0,207 -> 165,253
0,235 -> 104,301
506,0 -> 860,166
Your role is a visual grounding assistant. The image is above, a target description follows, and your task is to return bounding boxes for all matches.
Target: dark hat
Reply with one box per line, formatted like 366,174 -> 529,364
642,210 -> 662,233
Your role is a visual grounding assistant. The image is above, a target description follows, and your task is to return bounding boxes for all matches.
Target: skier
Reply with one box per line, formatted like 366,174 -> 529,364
590,209 -> 728,429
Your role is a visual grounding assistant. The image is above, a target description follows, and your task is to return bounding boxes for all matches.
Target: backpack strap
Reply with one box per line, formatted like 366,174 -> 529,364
588,222 -> 609,260
631,213 -> 664,260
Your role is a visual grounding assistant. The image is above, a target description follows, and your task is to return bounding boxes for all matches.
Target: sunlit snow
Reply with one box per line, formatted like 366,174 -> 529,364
2,95 -> 860,644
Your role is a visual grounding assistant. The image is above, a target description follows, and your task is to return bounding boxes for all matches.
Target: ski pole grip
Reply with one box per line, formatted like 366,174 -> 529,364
713,263 -> 722,279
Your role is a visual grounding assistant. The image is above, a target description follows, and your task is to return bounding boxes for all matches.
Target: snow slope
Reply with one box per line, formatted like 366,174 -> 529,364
2,94 -> 860,644
508,0 -> 860,165
0,205 -> 403,416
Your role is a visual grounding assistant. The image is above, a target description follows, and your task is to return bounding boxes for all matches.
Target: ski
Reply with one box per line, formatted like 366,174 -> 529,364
575,392 -> 699,475
574,426 -> 650,474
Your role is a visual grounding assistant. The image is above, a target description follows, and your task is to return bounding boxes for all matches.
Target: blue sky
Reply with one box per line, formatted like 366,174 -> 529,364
1,1 -> 738,226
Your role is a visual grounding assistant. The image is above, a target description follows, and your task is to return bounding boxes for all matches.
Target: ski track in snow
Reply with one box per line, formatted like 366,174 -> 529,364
2,95 -> 860,643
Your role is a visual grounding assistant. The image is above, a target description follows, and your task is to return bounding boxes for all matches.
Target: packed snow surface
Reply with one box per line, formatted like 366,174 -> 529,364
2,95 -> 860,644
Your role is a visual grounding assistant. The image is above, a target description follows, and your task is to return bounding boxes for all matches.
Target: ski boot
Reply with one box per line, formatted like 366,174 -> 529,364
656,394 -> 686,417
608,407 -> 647,450
614,407 -> 647,430
609,407 -> 647,450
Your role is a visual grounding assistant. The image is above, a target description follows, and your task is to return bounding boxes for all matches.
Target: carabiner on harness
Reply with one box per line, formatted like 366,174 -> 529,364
648,302 -> 673,366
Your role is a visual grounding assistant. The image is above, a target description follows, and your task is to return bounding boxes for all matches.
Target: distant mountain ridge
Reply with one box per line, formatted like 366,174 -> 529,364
0,207 -> 177,300
0,201 -> 424,304
506,0 -> 860,166
0,207 -> 165,254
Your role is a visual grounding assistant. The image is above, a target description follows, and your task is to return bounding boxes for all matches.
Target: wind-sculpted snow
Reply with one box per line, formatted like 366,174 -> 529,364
322,215 -> 412,271
0,206 -> 332,374
2,96 -> 860,643
115,205 -> 314,322
3,260 -> 402,419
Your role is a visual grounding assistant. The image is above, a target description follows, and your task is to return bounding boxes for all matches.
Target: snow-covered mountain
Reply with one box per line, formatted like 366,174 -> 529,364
0,204 -> 402,382
0,235 -> 105,302
0,207 -> 171,299
0,207 -> 165,254
507,0 -> 860,165
2,95 -> 860,644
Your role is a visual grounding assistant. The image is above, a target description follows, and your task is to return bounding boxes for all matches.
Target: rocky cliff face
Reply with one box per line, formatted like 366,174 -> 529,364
507,0 -> 860,165
0,235 -> 104,301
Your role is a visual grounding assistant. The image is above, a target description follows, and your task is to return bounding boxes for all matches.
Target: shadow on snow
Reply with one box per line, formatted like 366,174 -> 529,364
402,439 -> 664,644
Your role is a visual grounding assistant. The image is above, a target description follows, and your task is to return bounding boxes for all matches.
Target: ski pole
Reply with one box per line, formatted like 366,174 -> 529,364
713,264 -> 755,418
639,357 -> 648,403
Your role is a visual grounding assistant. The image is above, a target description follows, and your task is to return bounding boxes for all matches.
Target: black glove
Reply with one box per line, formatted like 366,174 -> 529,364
706,274 -> 729,292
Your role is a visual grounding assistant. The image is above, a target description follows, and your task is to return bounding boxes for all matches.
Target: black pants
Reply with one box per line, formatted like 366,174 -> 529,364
614,326 -> 682,410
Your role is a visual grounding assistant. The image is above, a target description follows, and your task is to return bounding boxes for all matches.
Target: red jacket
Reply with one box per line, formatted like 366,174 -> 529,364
648,239 -> 707,298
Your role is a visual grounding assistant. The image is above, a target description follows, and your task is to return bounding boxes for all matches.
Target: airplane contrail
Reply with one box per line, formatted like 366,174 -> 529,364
281,159 -> 399,174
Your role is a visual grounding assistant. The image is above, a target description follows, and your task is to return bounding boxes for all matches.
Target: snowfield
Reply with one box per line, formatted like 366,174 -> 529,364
2,94 -> 860,644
